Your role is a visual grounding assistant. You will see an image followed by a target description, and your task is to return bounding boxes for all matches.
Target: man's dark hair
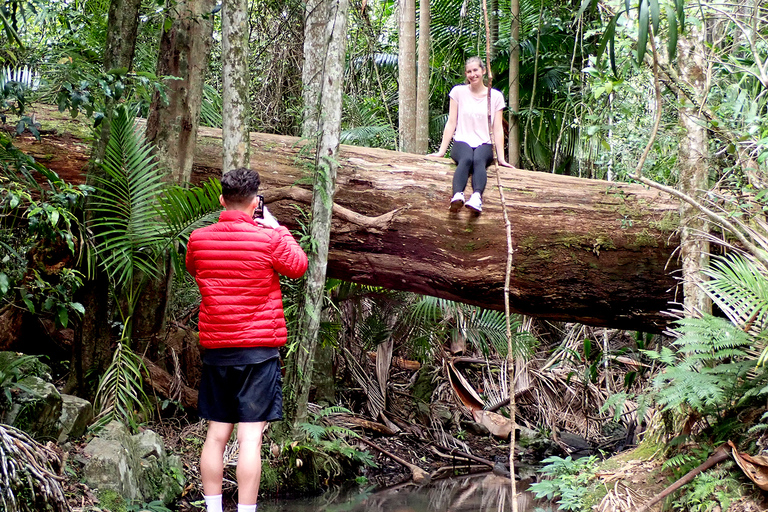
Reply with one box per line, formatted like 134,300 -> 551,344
221,168 -> 260,207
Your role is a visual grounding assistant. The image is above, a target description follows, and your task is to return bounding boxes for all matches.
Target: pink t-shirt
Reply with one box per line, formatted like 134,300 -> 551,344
449,85 -> 506,148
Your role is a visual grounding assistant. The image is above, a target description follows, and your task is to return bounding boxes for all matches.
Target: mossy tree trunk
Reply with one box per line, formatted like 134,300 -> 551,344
287,0 -> 350,431
398,0 -> 417,153
414,0 -> 430,153
132,0 -> 216,356
222,0 -> 250,172
507,0 -> 521,167
677,25 -> 711,317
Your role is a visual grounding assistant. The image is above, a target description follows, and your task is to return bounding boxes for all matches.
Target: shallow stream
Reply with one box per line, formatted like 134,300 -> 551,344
257,473 -> 556,512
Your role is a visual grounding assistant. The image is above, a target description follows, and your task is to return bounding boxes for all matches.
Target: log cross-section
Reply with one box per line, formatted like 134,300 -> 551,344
12,107 -> 681,332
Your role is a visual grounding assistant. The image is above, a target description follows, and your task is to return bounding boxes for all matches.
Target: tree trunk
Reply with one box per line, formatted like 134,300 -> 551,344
222,0 -> 250,171
677,25 -> 711,317
134,0 -> 216,353
508,0 -> 521,167
287,0 -> 350,430
398,0 -> 417,153
146,0 -> 215,184
16,109 -> 682,333
301,0 -> 327,138
65,0 -> 142,396
414,0 -> 430,153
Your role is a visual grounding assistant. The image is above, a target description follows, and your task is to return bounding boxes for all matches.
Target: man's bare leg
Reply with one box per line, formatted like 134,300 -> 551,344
201,421 -> 235,496
236,421 -> 268,505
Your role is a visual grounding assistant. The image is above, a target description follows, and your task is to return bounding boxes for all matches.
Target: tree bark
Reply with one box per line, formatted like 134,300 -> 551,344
146,0 -> 215,185
222,0 -> 250,172
134,0 -> 216,352
14,108 -> 682,333
398,0 -> 417,153
508,0 -> 521,167
301,0 -> 328,138
414,0 -> 430,153
677,25 -> 711,317
288,0 -> 350,430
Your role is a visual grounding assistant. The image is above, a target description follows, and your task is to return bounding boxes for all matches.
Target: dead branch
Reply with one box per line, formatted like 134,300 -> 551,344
358,437 -> 431,484
264,186 -> 403,231
636,444 -> 730,512
142,356 -> 199,409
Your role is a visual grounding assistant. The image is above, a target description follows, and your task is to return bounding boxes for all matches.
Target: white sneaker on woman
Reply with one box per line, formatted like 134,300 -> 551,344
449,192 -> 465,212
465,192 -> 482,212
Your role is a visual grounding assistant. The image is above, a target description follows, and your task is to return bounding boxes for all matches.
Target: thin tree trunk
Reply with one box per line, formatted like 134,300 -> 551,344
301,0 -> 327,137
222,0 -> 250,172
398,0 -> 417,153
414,0 -> 430,153
678,24 -> 711,317
508,0 -> 520,167
288,0 -> 350,431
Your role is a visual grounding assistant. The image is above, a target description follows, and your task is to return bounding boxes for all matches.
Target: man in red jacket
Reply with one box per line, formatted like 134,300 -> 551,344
186,167 -> 308,512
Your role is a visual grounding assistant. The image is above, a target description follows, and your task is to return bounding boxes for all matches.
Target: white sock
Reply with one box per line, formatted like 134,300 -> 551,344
238,504 -> 257,512
203,494 -> 223,512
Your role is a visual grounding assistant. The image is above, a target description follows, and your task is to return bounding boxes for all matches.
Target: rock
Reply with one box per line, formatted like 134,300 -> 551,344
57,394 -> 93,443
558,431 -> 594,457
79,421 -> 185,505
516,425 -> 539,447
1,375 -> 62,440
81,435 -> 139,500
460,419 -> 490,436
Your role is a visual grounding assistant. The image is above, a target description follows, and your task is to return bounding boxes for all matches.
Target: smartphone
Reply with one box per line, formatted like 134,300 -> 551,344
253,195 -> 264,219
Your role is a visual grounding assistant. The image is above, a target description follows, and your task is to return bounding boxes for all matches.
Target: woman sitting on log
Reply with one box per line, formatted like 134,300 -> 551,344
430,56 -> 512,213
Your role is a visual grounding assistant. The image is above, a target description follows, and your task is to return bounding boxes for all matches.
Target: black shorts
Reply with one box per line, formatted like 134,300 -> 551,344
198,358 -> 283,423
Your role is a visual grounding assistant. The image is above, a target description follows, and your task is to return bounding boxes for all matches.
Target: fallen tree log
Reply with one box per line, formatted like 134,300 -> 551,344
12,106 -> 681,332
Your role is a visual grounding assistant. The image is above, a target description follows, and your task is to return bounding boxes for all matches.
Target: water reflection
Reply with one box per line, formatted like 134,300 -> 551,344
257,473 -> 551,512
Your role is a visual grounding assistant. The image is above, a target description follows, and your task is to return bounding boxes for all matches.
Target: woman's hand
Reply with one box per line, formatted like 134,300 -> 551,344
496,158 -> 514,168
429,151 -> 446,157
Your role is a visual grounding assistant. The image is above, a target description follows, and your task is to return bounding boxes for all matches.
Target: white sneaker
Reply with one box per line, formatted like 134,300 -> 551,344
465,192 -> 482,212
449,192 -> 464,212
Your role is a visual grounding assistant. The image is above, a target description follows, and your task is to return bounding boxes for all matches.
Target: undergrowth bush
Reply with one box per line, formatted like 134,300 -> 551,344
528,454 -> 600,511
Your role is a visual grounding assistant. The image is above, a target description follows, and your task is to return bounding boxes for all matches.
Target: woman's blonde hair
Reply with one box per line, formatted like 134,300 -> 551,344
464,56 -> 486,84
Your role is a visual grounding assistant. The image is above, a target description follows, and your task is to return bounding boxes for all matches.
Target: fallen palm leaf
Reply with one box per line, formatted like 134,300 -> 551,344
728,440 -> 768,491
472,409 -> 514,439
446,360 -> 484,412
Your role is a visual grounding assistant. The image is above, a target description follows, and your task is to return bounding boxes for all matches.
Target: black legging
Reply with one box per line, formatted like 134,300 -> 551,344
450,141 -> 493,196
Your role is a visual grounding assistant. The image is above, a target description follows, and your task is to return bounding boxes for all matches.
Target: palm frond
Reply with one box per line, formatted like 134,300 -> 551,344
92,342 -> 151,432
90,105 -> 166,291
702,253 -> 768,332
156,178 -> 222,275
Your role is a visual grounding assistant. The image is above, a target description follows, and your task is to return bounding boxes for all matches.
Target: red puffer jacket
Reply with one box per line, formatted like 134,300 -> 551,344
185,210 -> 308,349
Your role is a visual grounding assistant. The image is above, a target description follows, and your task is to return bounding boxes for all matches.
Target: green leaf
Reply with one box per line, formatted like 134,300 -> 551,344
577,0 -> 597,18
676,0 -> 685,34
666,4 -> 678,61
58,308 -> 69,328
649,0 -> 660,36
0,273 -> 8,294
637,0 -> 649,65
